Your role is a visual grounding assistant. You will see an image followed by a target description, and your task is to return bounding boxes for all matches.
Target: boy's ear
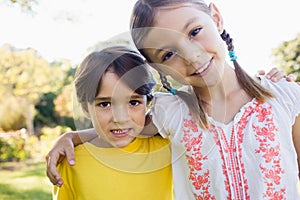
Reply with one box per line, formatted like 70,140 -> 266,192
209,3 -> 224,34
81,103 -> 91,119
145,60 -> 168,76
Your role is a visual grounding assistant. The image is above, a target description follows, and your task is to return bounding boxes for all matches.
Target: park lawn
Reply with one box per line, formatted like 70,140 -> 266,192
0,161 -> 52,200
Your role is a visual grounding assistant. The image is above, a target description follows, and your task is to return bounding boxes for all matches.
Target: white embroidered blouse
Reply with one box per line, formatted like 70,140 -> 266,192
151,77 -> 300,200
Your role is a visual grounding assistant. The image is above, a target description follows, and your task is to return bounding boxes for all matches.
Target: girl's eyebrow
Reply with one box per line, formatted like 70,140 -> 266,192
183,17 -> 198,31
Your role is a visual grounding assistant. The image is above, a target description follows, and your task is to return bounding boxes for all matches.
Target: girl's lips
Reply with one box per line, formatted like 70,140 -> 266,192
110,128 -> 131,137
191,57 -> 213,77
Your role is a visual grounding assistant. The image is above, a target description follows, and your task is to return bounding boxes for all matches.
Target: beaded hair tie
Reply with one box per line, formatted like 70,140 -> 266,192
169,88 -> 177,95
229,51 -> 237,61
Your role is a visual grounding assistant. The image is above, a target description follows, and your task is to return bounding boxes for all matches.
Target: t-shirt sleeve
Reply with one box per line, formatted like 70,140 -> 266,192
150,92 -> 188,138
52,160 -> 75,200
260,76 -> 300,124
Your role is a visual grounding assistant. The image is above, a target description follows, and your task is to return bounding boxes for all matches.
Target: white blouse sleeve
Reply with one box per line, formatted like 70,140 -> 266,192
150,92 -> 188,138
260,76 -> 300,124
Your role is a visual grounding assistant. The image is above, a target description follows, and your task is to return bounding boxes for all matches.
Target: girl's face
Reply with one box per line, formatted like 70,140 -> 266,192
143,4 -> 226,88
88,71 -> 147,148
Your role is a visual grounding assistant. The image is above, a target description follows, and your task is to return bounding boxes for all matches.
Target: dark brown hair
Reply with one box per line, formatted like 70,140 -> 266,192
75,46 -> 156,112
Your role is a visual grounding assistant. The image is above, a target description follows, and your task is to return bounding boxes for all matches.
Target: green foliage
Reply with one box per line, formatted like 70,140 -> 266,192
272,33 -> 300,81
0,126 -> 72,162
0,133 -> 30,162
34,92 -> 57,127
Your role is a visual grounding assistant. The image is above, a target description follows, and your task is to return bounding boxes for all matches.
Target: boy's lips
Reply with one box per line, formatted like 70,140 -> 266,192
110,128 -> 131,137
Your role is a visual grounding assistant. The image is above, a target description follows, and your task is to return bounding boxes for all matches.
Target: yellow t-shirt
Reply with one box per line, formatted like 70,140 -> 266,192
53,135 -> 173,200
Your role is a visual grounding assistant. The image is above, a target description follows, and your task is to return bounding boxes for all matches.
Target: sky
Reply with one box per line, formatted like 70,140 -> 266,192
1,0 -> 300,75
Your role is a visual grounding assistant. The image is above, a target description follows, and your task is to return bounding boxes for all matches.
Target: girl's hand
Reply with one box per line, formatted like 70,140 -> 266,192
45,132 -> 76,187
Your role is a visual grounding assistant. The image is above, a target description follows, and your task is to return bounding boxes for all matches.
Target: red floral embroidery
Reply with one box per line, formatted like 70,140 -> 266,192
181,115 -> 216,200
180,101 -> 287,199
252,103 -> 286,199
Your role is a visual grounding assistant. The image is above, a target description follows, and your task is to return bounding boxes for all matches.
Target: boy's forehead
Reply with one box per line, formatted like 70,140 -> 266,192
96,72 -> 141,99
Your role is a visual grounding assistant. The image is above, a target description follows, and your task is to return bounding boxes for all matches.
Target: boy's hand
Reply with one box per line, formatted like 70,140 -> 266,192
258,68 -> 299,85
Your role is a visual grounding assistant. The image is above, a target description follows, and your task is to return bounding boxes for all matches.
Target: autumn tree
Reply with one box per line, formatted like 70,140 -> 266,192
0,44 -> 66,135
272,33 -> 300,82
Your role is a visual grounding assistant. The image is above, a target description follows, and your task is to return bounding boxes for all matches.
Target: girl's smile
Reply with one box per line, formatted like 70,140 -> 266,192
190,57 -> 214,77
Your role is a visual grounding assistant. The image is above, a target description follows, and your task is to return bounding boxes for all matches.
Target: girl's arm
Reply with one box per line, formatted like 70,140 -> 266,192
45,128 -> 97,187
45,115 -> 157,186
292,115 -> 300,178
140,113 -> 159,136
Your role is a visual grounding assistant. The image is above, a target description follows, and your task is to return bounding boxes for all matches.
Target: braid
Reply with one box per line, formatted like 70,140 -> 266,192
158,72 -> 209,129
221,30 -> 234,52
221,30 -> 274,101
159,72 -> 172,92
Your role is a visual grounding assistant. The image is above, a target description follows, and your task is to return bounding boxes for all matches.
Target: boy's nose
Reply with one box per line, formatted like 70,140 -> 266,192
112,106 -> 130,123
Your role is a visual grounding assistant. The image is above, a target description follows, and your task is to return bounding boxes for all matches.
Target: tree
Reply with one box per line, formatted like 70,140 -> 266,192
5,0 -> 37,12
0,44 -> 66,135
272,33 -> 300,82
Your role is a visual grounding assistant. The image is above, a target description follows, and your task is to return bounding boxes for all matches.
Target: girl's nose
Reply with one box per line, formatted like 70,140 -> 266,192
180,40 -> 203,65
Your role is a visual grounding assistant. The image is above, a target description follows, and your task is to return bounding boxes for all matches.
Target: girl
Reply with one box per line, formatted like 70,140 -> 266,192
129,0 -> 300,199
47,1 -> 300,199
53,45 -> 173,200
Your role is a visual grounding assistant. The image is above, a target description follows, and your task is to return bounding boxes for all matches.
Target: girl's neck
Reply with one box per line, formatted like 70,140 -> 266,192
193,66 -> 239,102
193,66 -> 252,124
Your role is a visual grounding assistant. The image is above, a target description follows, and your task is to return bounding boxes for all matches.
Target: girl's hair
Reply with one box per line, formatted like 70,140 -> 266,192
130,0 -> 274,129
75,45 -> 156,112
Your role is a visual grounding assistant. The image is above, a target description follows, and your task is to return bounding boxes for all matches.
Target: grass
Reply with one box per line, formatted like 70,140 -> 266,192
0,161 -> 52,200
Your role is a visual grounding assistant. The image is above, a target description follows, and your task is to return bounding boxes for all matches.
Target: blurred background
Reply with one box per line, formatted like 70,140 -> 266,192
0,0 -> 299,199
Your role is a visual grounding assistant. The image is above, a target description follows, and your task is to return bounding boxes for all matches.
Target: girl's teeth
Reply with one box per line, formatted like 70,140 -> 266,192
195,63 -> 209,74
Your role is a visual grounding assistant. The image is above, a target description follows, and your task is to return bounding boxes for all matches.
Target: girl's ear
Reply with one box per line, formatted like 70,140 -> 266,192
209,3 -> 224,34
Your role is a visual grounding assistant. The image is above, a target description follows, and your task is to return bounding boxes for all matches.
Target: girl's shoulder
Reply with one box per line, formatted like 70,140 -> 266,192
259,75 -> 300,101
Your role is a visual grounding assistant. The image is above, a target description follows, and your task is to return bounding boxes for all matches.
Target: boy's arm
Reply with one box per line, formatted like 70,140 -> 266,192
292,115 -> 300,178
46,128 -> 97,187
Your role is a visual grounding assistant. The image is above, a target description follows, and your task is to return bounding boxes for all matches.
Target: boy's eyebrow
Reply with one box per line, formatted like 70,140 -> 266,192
131,94 -> 144,99
94,97 -> 111,101
94,94 -> 143,101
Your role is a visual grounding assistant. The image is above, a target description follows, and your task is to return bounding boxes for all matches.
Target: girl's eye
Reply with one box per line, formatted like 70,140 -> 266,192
129,100 -> 141,106
162,51 -> 174,62
190,27 -> 201,38
97,102 -> 111,108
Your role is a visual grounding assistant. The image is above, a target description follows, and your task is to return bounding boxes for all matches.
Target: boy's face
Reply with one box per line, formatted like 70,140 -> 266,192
88,71 -> 147,148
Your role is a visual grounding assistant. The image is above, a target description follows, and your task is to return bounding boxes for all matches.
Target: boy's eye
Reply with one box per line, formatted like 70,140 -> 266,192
97,102 -> 111,108
162,51 -> 174,62
129,100 -> 141,106
190,27 -> 201,38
